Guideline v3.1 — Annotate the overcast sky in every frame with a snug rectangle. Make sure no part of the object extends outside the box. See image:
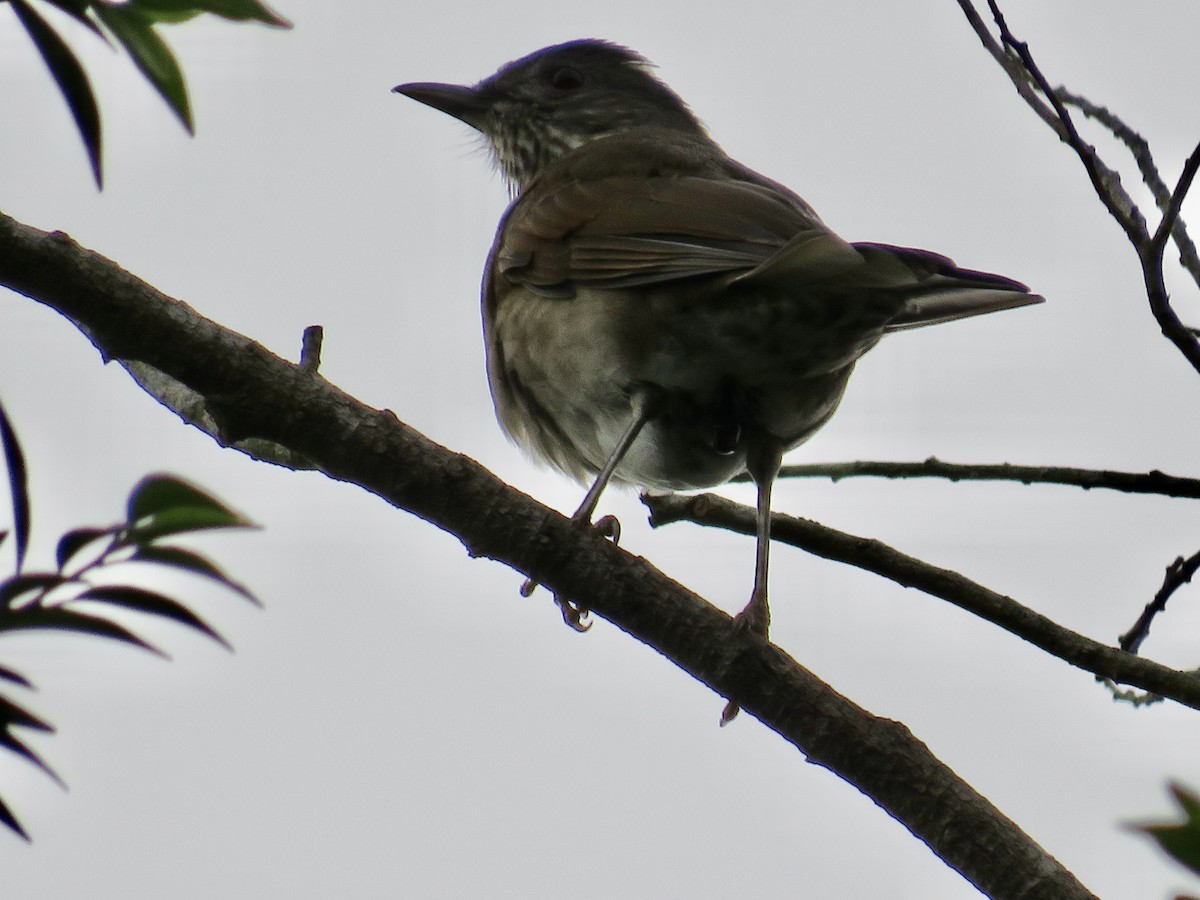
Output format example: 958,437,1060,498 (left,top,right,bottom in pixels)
2,2,1199,898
